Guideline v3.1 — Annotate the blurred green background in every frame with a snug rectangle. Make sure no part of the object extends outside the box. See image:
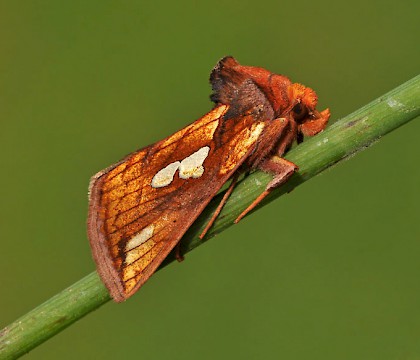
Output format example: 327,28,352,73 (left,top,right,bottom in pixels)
1,1,419,359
